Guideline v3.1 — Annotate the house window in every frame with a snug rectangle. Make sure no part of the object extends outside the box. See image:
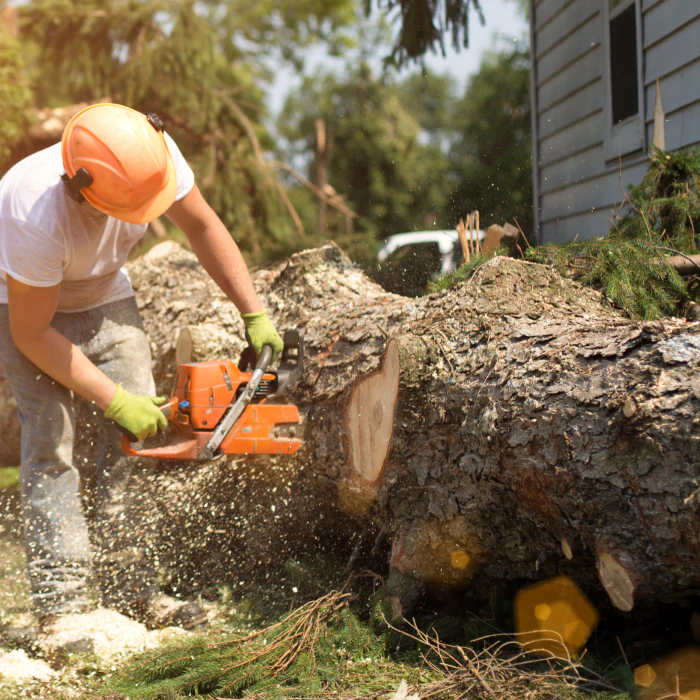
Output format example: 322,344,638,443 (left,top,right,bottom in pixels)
603,0,644,158
610,3,639,123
